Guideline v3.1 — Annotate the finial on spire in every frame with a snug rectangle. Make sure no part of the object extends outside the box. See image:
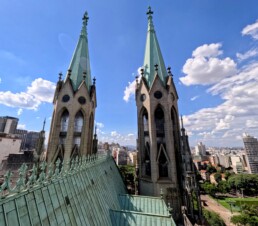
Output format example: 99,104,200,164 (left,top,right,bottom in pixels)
160,188,163,199
82,11,89,26
68,69,72,78
135,75,139,84
93,77,96,85
167,67,172,76
147,6,154,17
181,115,184,128
155,64,159,72
58,72,62,81
42,118,46,131
140,68,144,76
83,71,87,79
